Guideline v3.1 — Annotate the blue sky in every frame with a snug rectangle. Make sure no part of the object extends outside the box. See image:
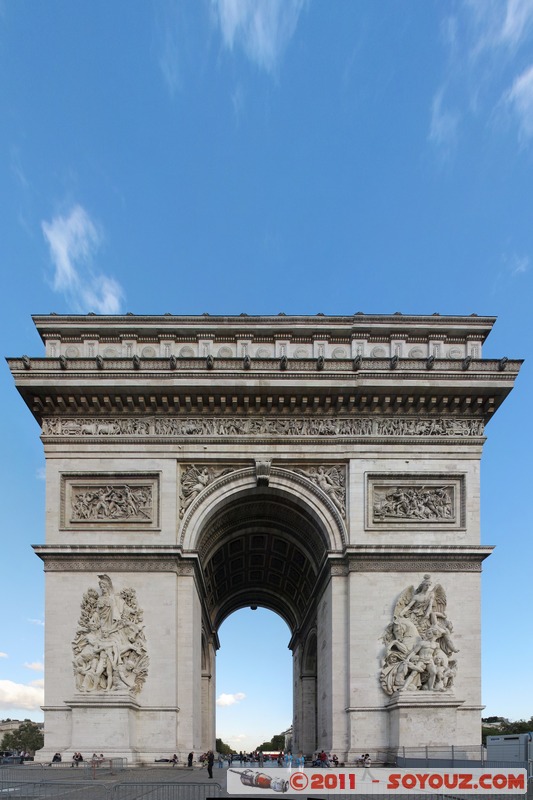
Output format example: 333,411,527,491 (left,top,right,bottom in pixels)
0,0,532,751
